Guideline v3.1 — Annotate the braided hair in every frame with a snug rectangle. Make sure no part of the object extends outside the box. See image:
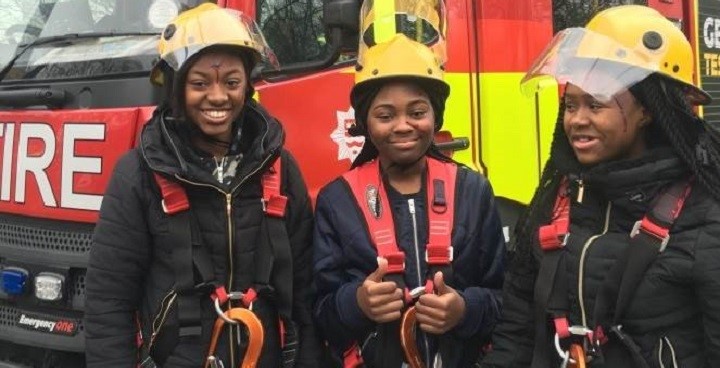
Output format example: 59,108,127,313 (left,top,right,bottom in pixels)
512,73,720,267
629,74,720,200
